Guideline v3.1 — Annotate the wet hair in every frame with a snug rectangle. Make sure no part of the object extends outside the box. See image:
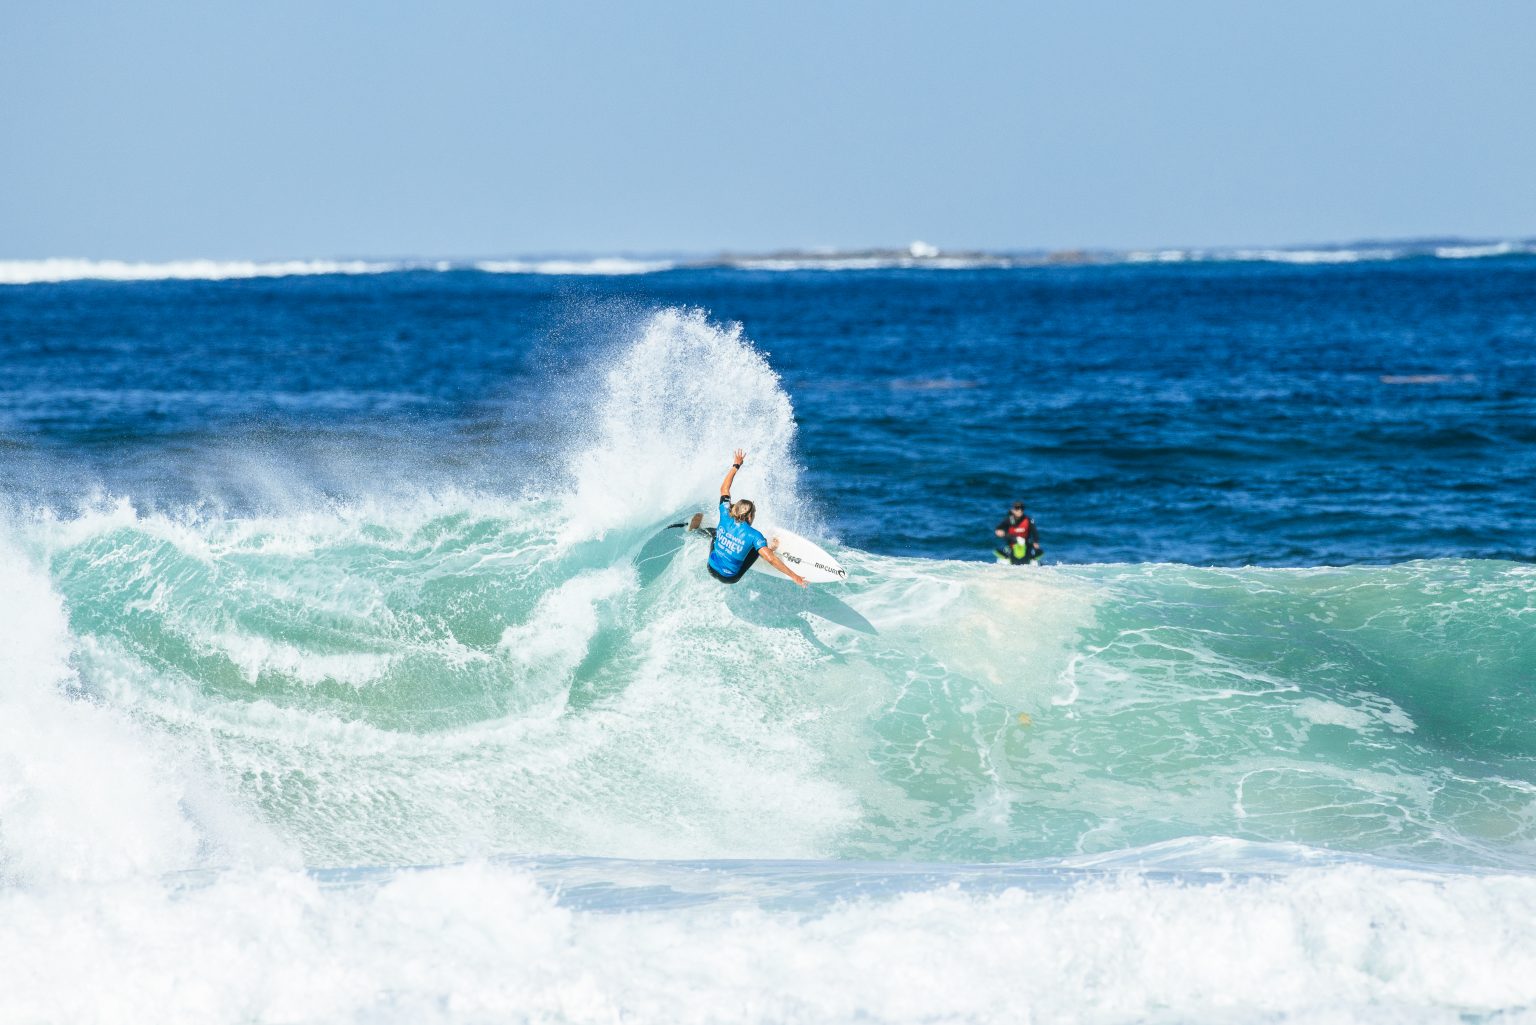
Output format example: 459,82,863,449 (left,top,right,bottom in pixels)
1012,501,1026,511
730,499,756,523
